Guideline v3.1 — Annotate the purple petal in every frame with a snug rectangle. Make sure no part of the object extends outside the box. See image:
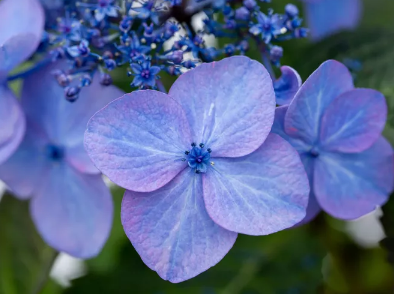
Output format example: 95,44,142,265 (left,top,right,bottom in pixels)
121,169,237,283
85,90,192,192
314,137,394,220
274,66,302,106
298,193,320,225
169,56,275,158
31,164,113,258
272,106,310,152
0,125,47,199
285,60,354,145
203,133,309,235
294,154,321,225
272,107,321,225
0,85,25,165
320,89,387,153
21,62,124,174
304,0,362,41
0,0,44,75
